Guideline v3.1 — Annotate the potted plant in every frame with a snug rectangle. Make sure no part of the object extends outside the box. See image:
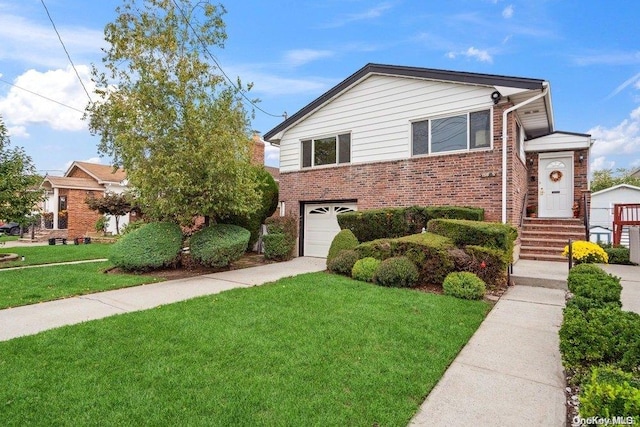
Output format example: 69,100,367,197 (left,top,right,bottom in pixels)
572,202,580,218
526,205,537,218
